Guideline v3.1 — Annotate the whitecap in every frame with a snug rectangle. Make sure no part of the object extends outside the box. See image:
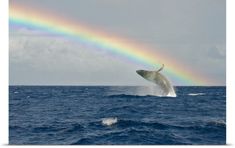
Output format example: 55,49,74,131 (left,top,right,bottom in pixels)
208,120,226,126
188,93,205,96
102,117,118,126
